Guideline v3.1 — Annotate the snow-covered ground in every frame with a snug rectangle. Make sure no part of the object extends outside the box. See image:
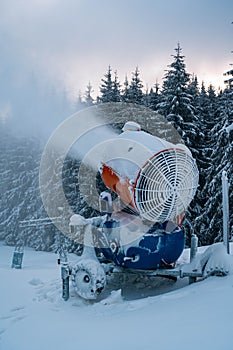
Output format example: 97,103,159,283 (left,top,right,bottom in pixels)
1,241,233,350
